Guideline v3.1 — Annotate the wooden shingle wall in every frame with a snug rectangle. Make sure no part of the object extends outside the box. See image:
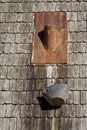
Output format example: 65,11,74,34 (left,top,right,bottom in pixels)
0,0,87,130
